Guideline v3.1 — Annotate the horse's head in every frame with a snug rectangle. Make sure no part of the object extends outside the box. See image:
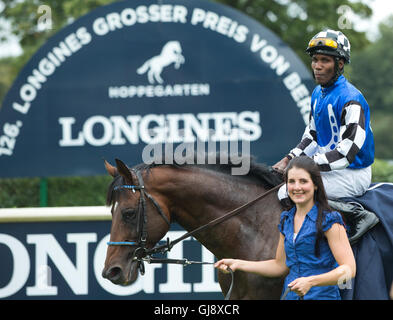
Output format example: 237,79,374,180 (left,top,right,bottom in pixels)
101,159,171,285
